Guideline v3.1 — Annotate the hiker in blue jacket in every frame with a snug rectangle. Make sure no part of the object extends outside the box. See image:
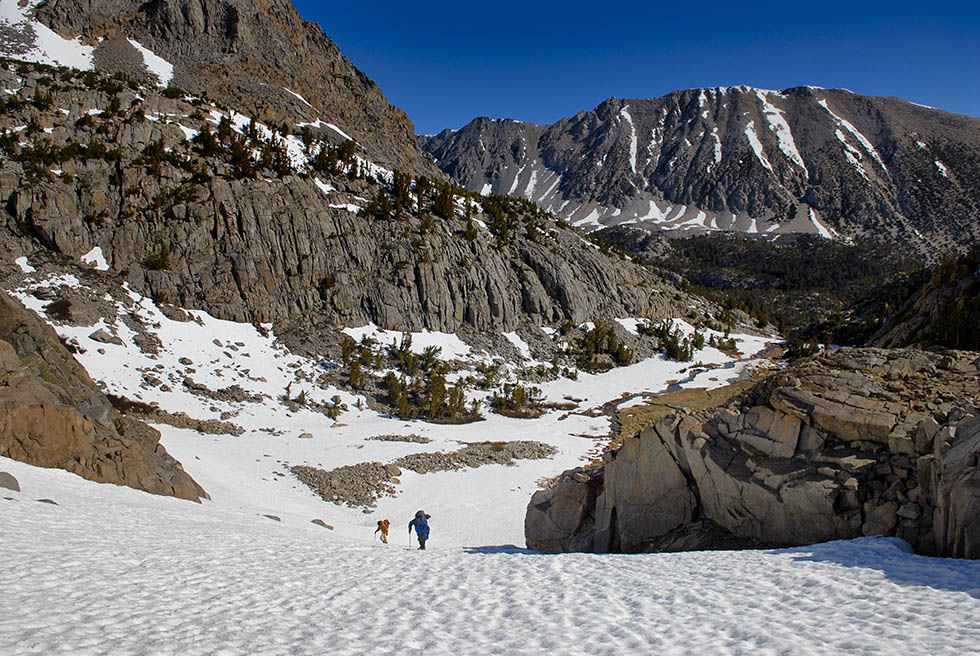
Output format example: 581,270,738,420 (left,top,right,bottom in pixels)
409,510,430,550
